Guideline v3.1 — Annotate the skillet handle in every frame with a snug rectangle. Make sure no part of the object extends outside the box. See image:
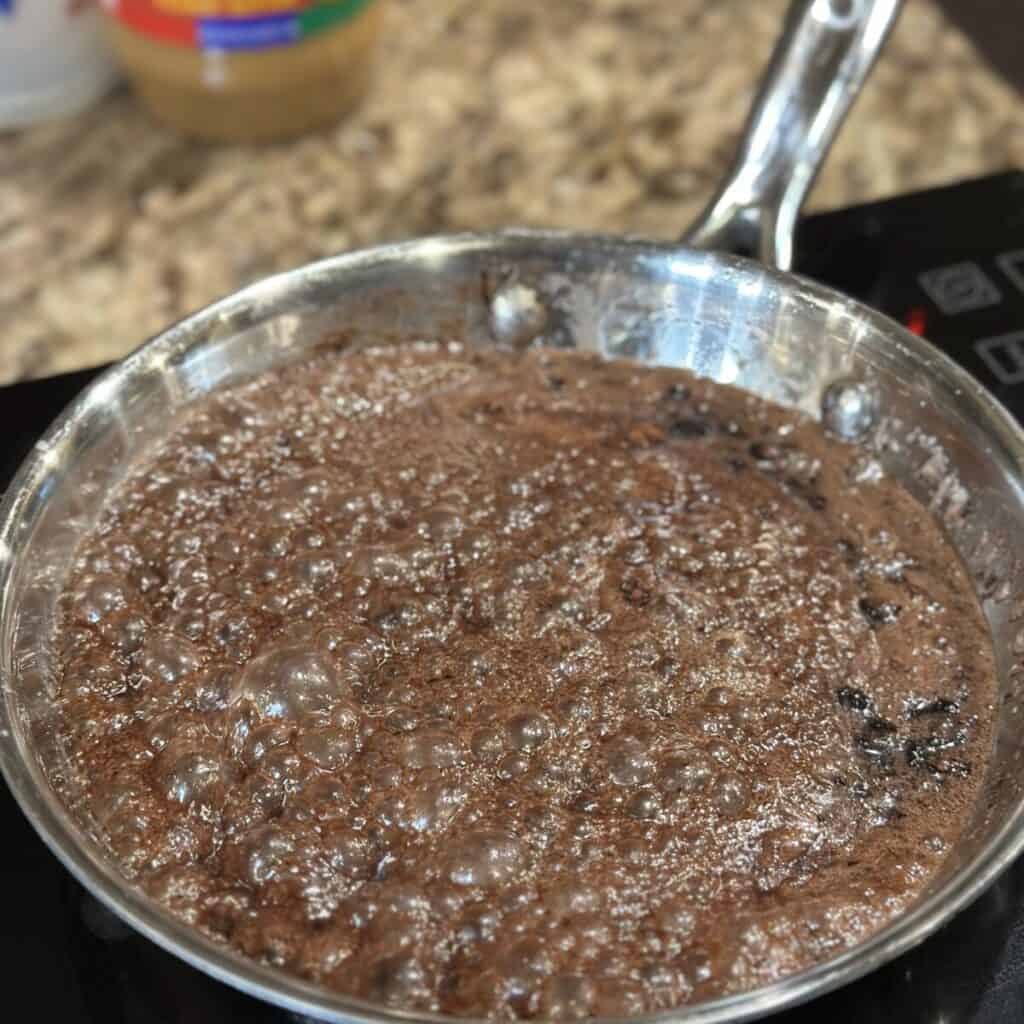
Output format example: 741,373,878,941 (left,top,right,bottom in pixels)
683,0,903,271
